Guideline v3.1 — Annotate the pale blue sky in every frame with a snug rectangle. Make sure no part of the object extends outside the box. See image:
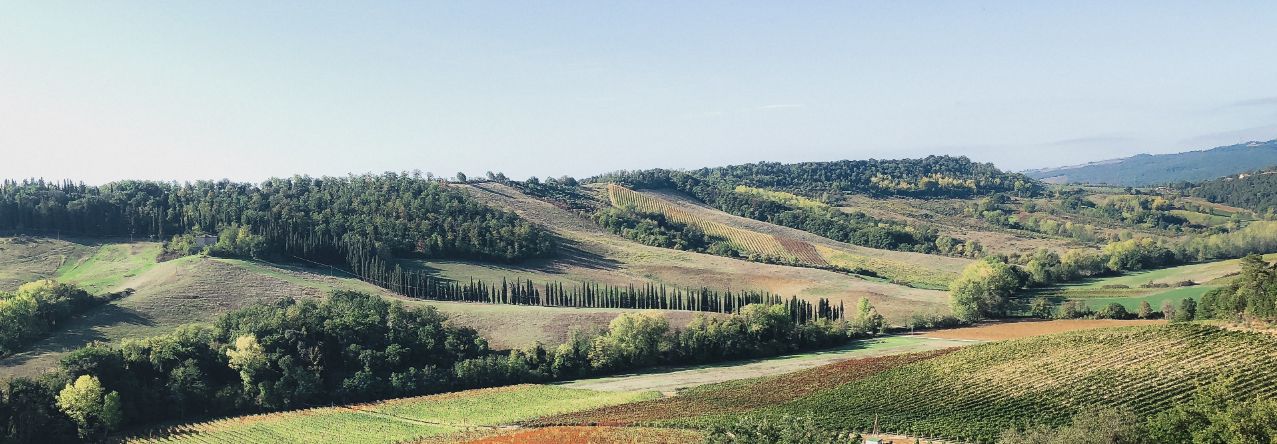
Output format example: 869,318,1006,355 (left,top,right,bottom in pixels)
2,1,1276,184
